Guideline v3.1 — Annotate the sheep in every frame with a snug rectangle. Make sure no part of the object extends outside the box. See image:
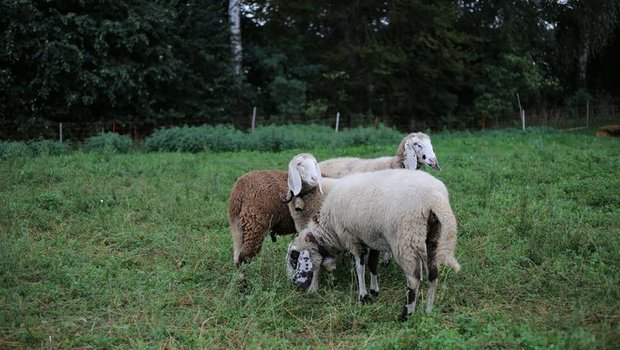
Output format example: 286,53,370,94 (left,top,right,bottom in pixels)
287,168,460,321
228,155,332,267
318,132,441,178
228,170,296,266
285,132,441,232
283,153,339,290
229,132,441,267
285,153,383,293
283,132,442,289
317,132,441,265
